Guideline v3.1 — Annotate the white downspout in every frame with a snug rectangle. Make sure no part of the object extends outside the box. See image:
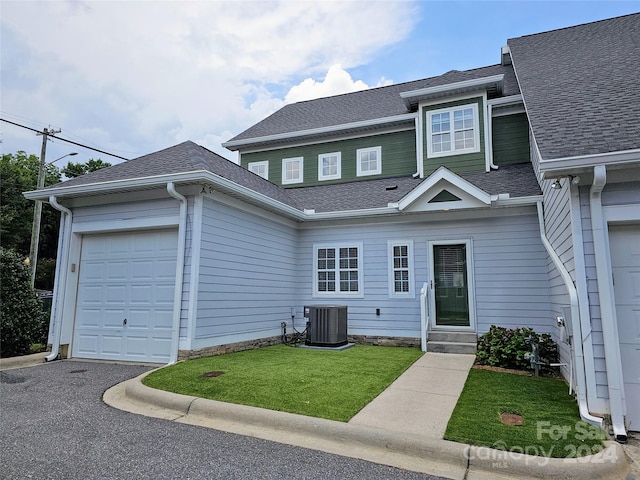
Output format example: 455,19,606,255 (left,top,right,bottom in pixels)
167,182,187,365
46,196,72,362
536,201,602,428
486,102,498,170
589,165,627,442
